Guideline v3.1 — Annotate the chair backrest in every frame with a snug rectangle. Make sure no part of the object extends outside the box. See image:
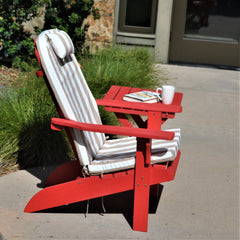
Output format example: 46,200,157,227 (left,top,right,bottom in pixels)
36,29,105,168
